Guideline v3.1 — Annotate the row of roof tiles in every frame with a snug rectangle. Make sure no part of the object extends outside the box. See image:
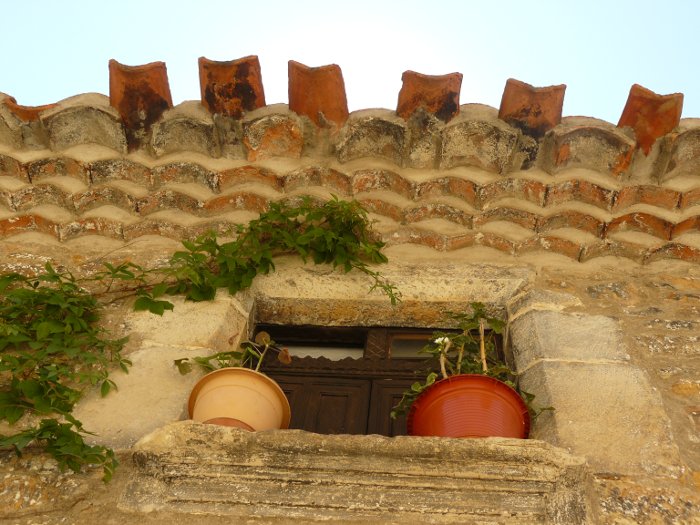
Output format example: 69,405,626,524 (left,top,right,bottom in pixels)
2,99,700,183
0,57,686,156
2,161,699,213
2,204,698,265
